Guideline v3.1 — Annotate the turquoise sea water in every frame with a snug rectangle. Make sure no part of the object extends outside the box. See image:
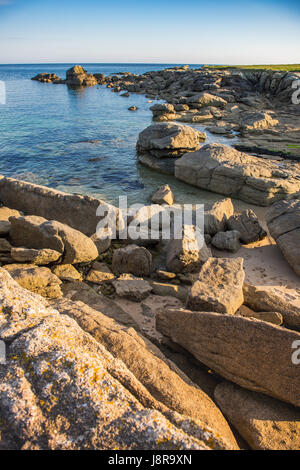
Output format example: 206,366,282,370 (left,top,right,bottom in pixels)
0,63,234,206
